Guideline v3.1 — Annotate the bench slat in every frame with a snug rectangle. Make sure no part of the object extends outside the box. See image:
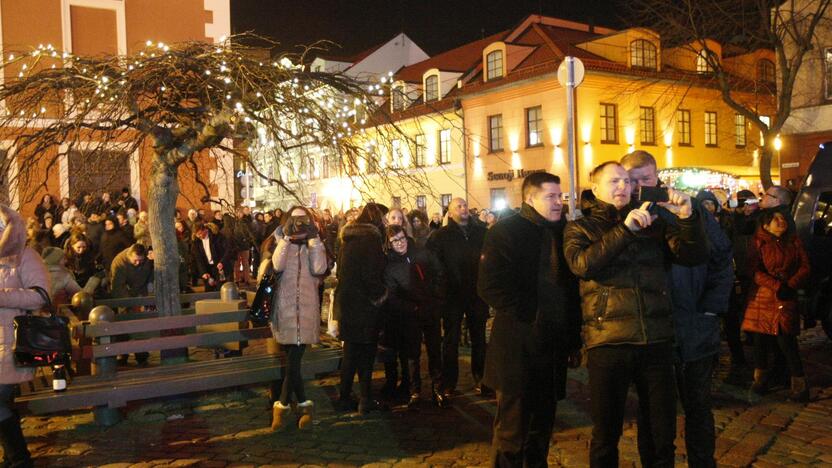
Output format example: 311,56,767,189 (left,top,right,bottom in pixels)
94,291,220,308
91,327,272,357
113,308,196,322
84,309,248,337
18,349,342,414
